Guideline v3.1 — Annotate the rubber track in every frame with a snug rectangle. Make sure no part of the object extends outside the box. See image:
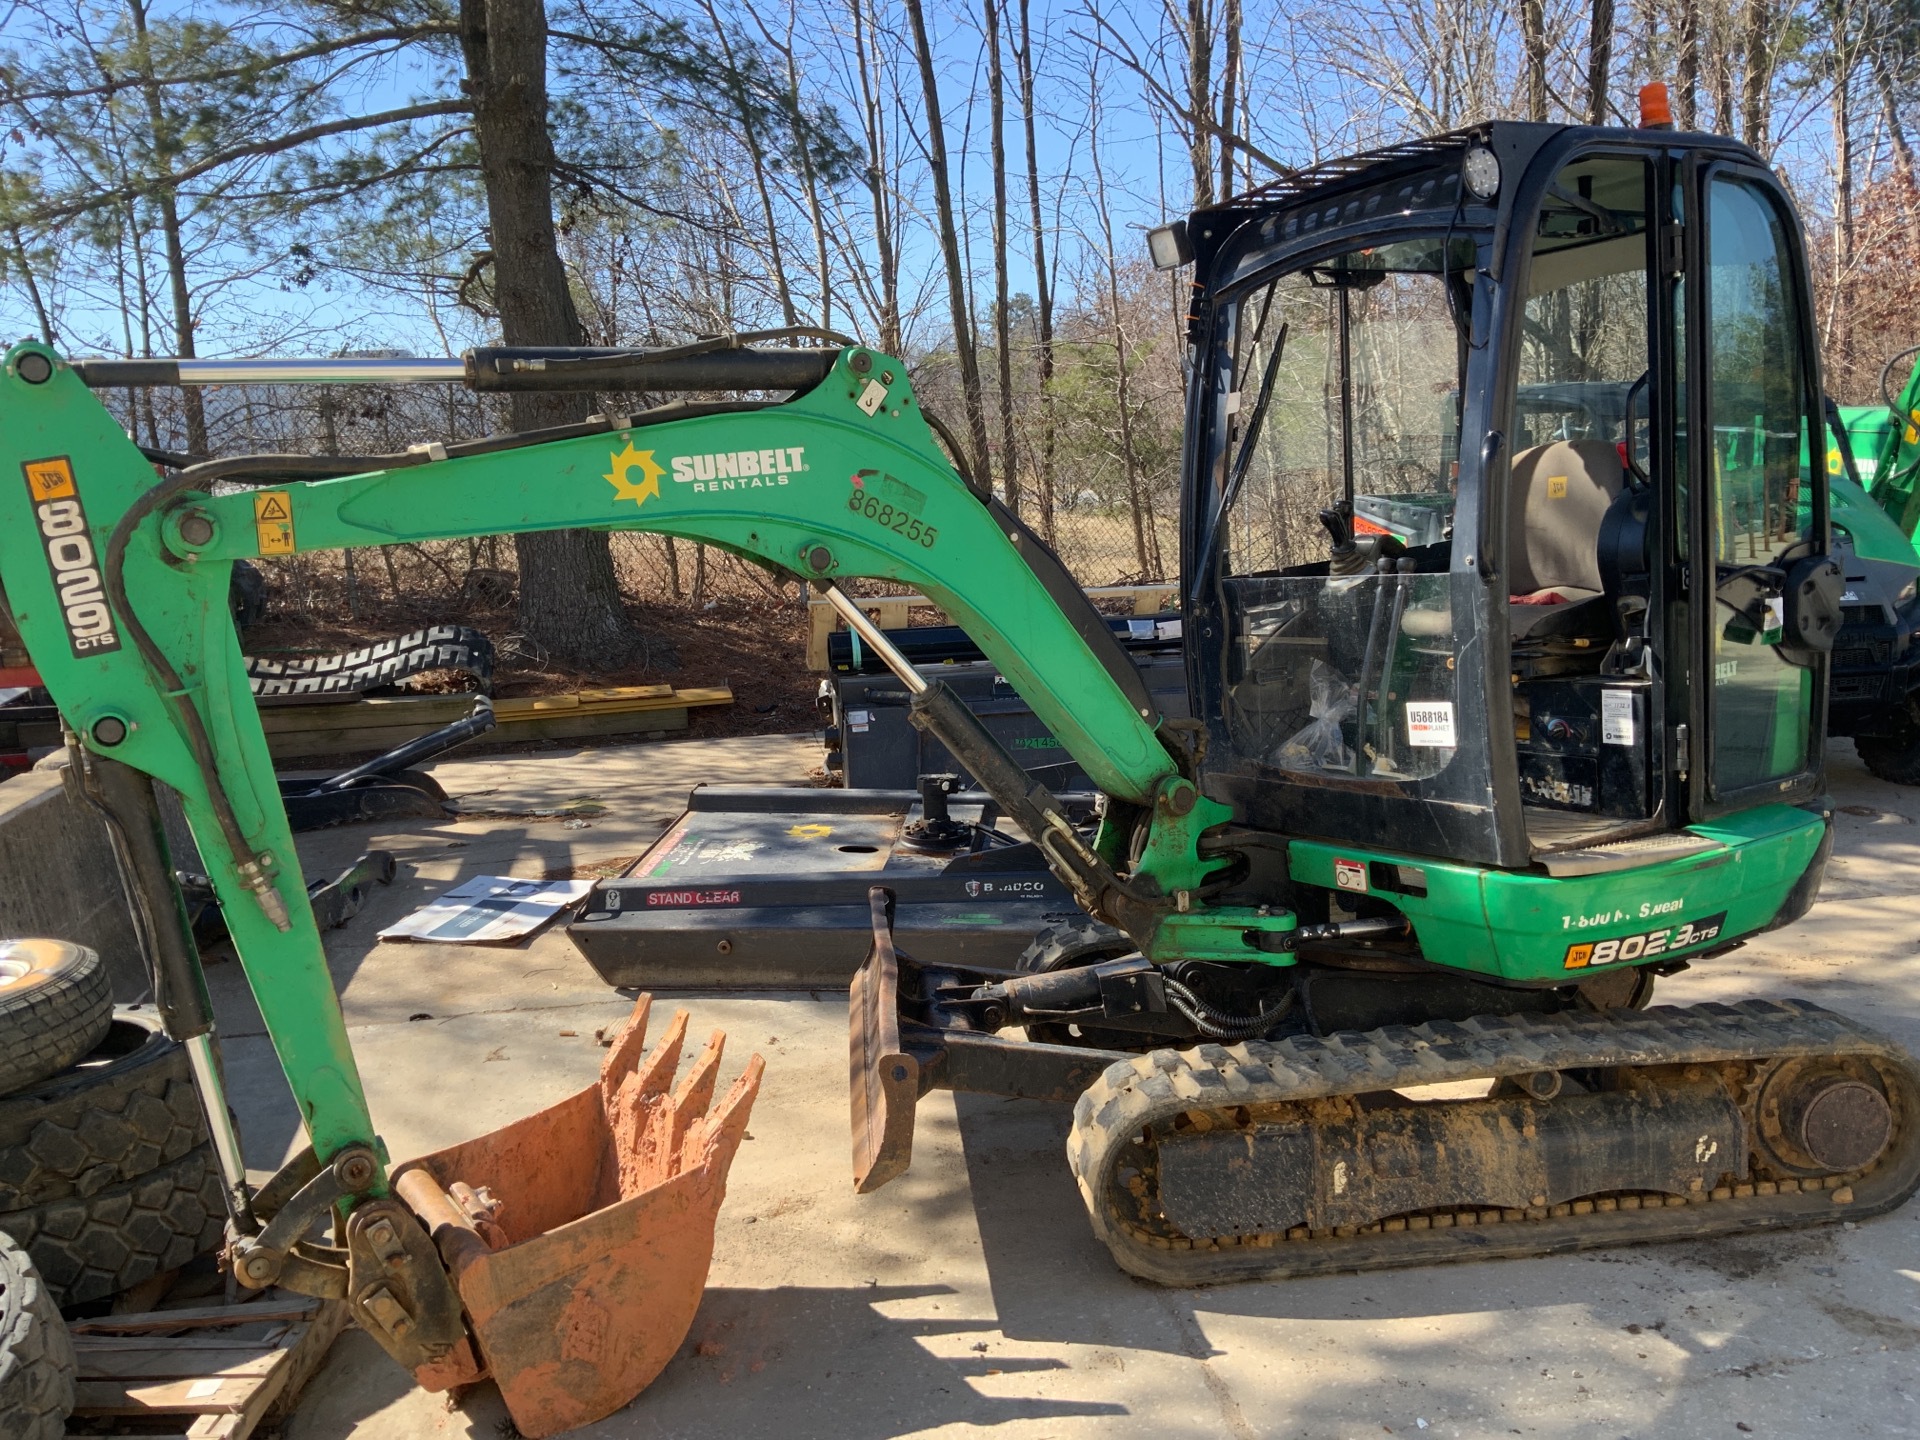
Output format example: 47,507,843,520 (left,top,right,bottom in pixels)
244,624,493,698
0,1230,74,1440
1068,999,1920,1285
0,1144,227,1307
